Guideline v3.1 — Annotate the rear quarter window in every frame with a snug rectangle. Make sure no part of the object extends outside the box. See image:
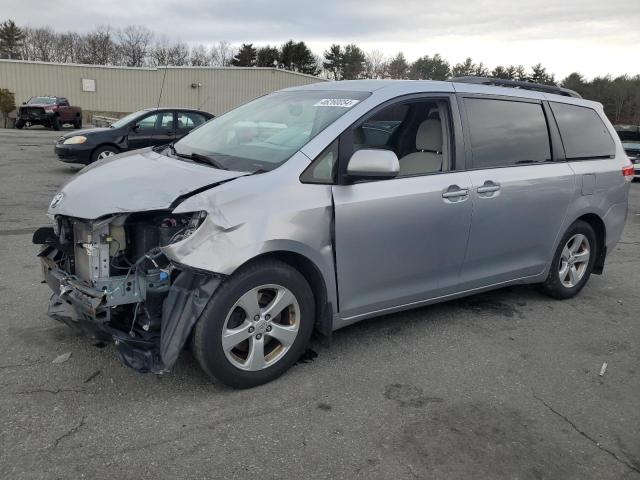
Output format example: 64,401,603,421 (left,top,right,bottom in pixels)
550,102,615,159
